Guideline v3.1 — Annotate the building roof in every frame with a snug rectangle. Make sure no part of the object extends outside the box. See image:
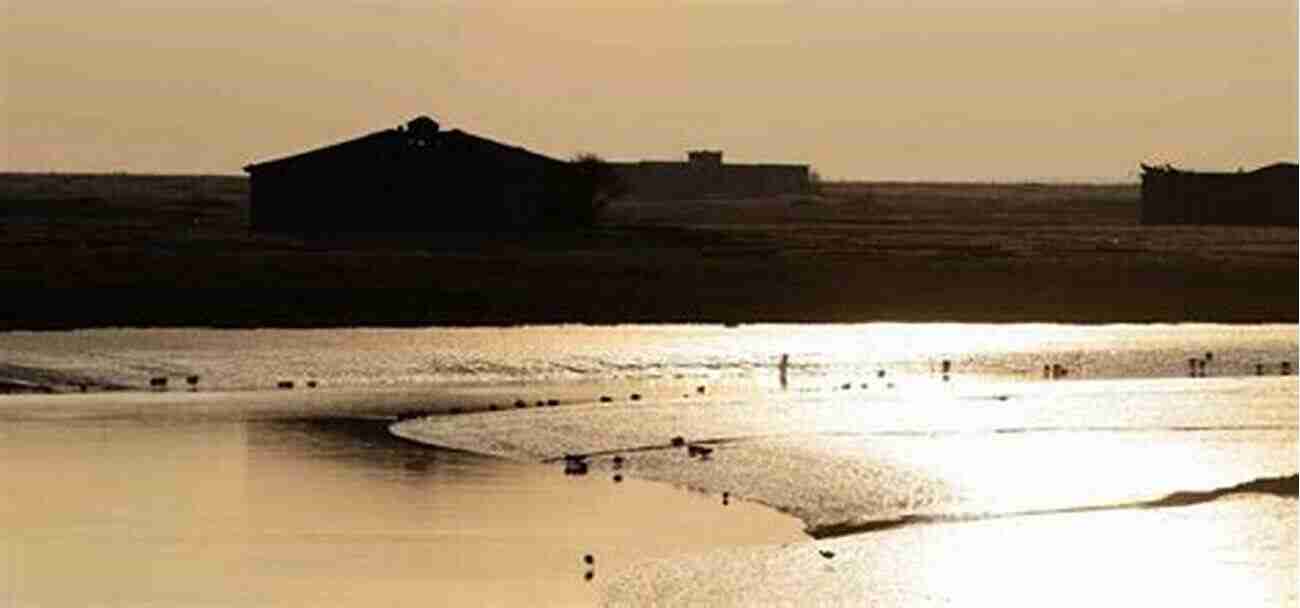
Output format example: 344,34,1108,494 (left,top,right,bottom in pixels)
243,116,564,173
1251,162,1298,175
609,160,809,170
1140,162,1298,177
